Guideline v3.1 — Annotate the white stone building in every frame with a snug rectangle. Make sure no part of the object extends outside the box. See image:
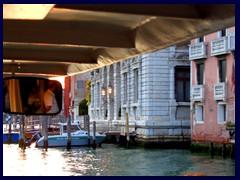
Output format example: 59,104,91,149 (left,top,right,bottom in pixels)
89,45,191,141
